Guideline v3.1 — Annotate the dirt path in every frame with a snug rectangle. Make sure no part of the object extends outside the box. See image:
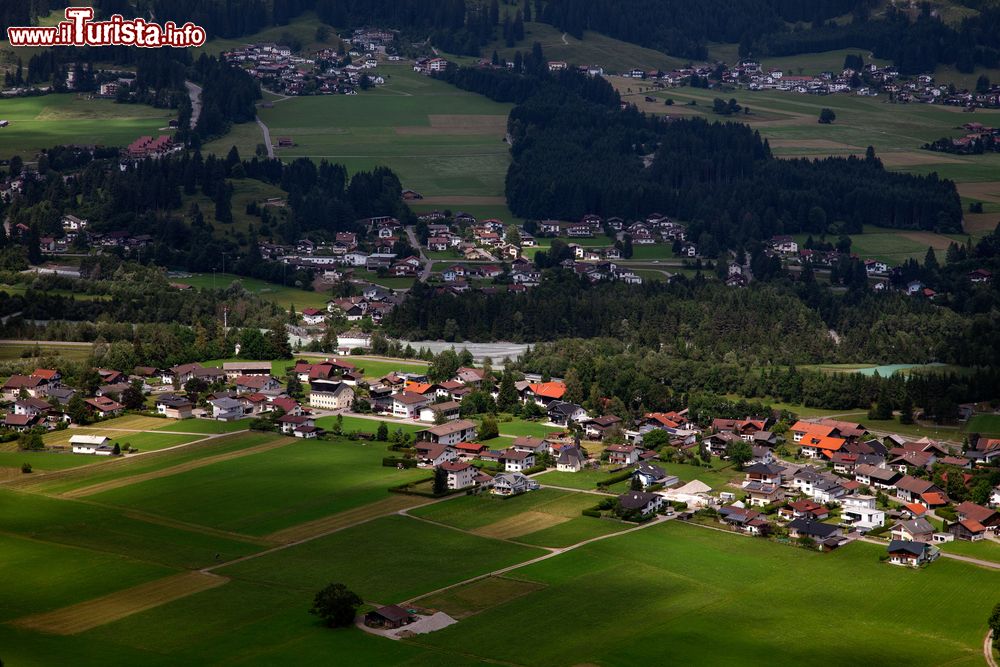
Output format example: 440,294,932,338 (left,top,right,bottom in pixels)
10,571,227,635
184,81,202,130
256,117,274,158
986,630,997,667
61,435,290,499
